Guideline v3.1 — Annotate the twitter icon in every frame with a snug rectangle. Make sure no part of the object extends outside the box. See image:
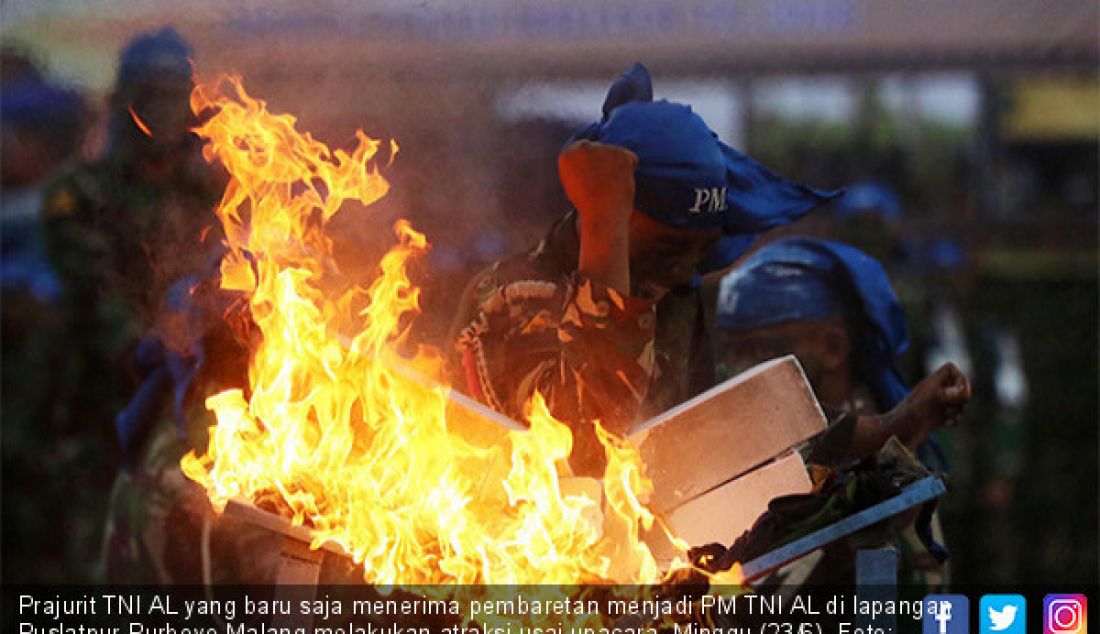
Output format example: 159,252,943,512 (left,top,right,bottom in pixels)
982,595,1026,634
